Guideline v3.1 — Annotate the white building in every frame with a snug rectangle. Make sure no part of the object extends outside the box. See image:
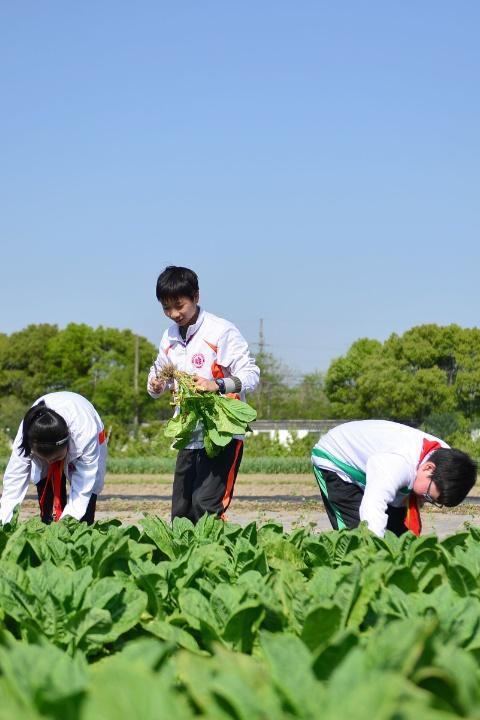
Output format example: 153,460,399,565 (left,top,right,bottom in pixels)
249,419,342,446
